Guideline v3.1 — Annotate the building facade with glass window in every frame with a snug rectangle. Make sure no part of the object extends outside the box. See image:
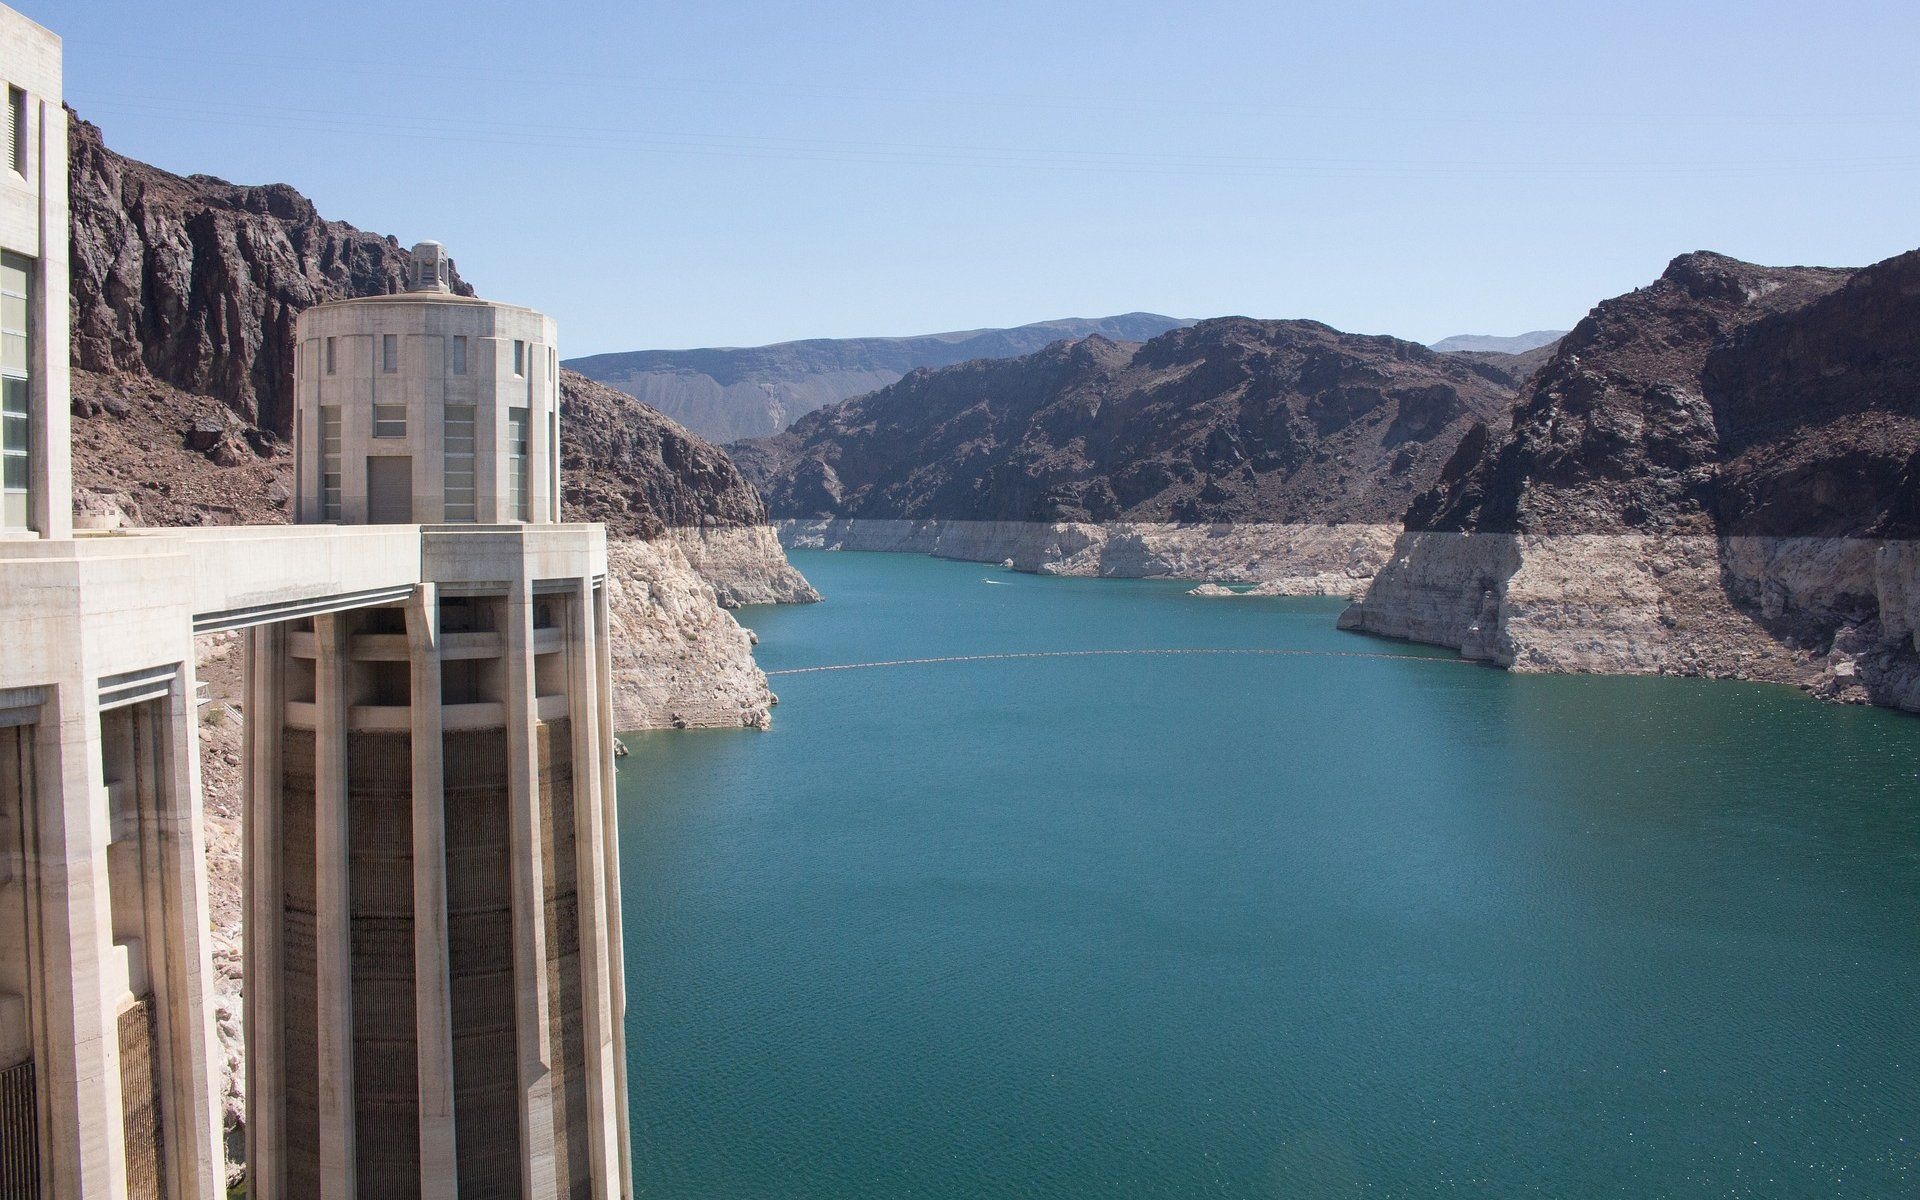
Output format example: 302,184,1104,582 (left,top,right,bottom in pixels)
0,4,67,538
292,245,562,526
